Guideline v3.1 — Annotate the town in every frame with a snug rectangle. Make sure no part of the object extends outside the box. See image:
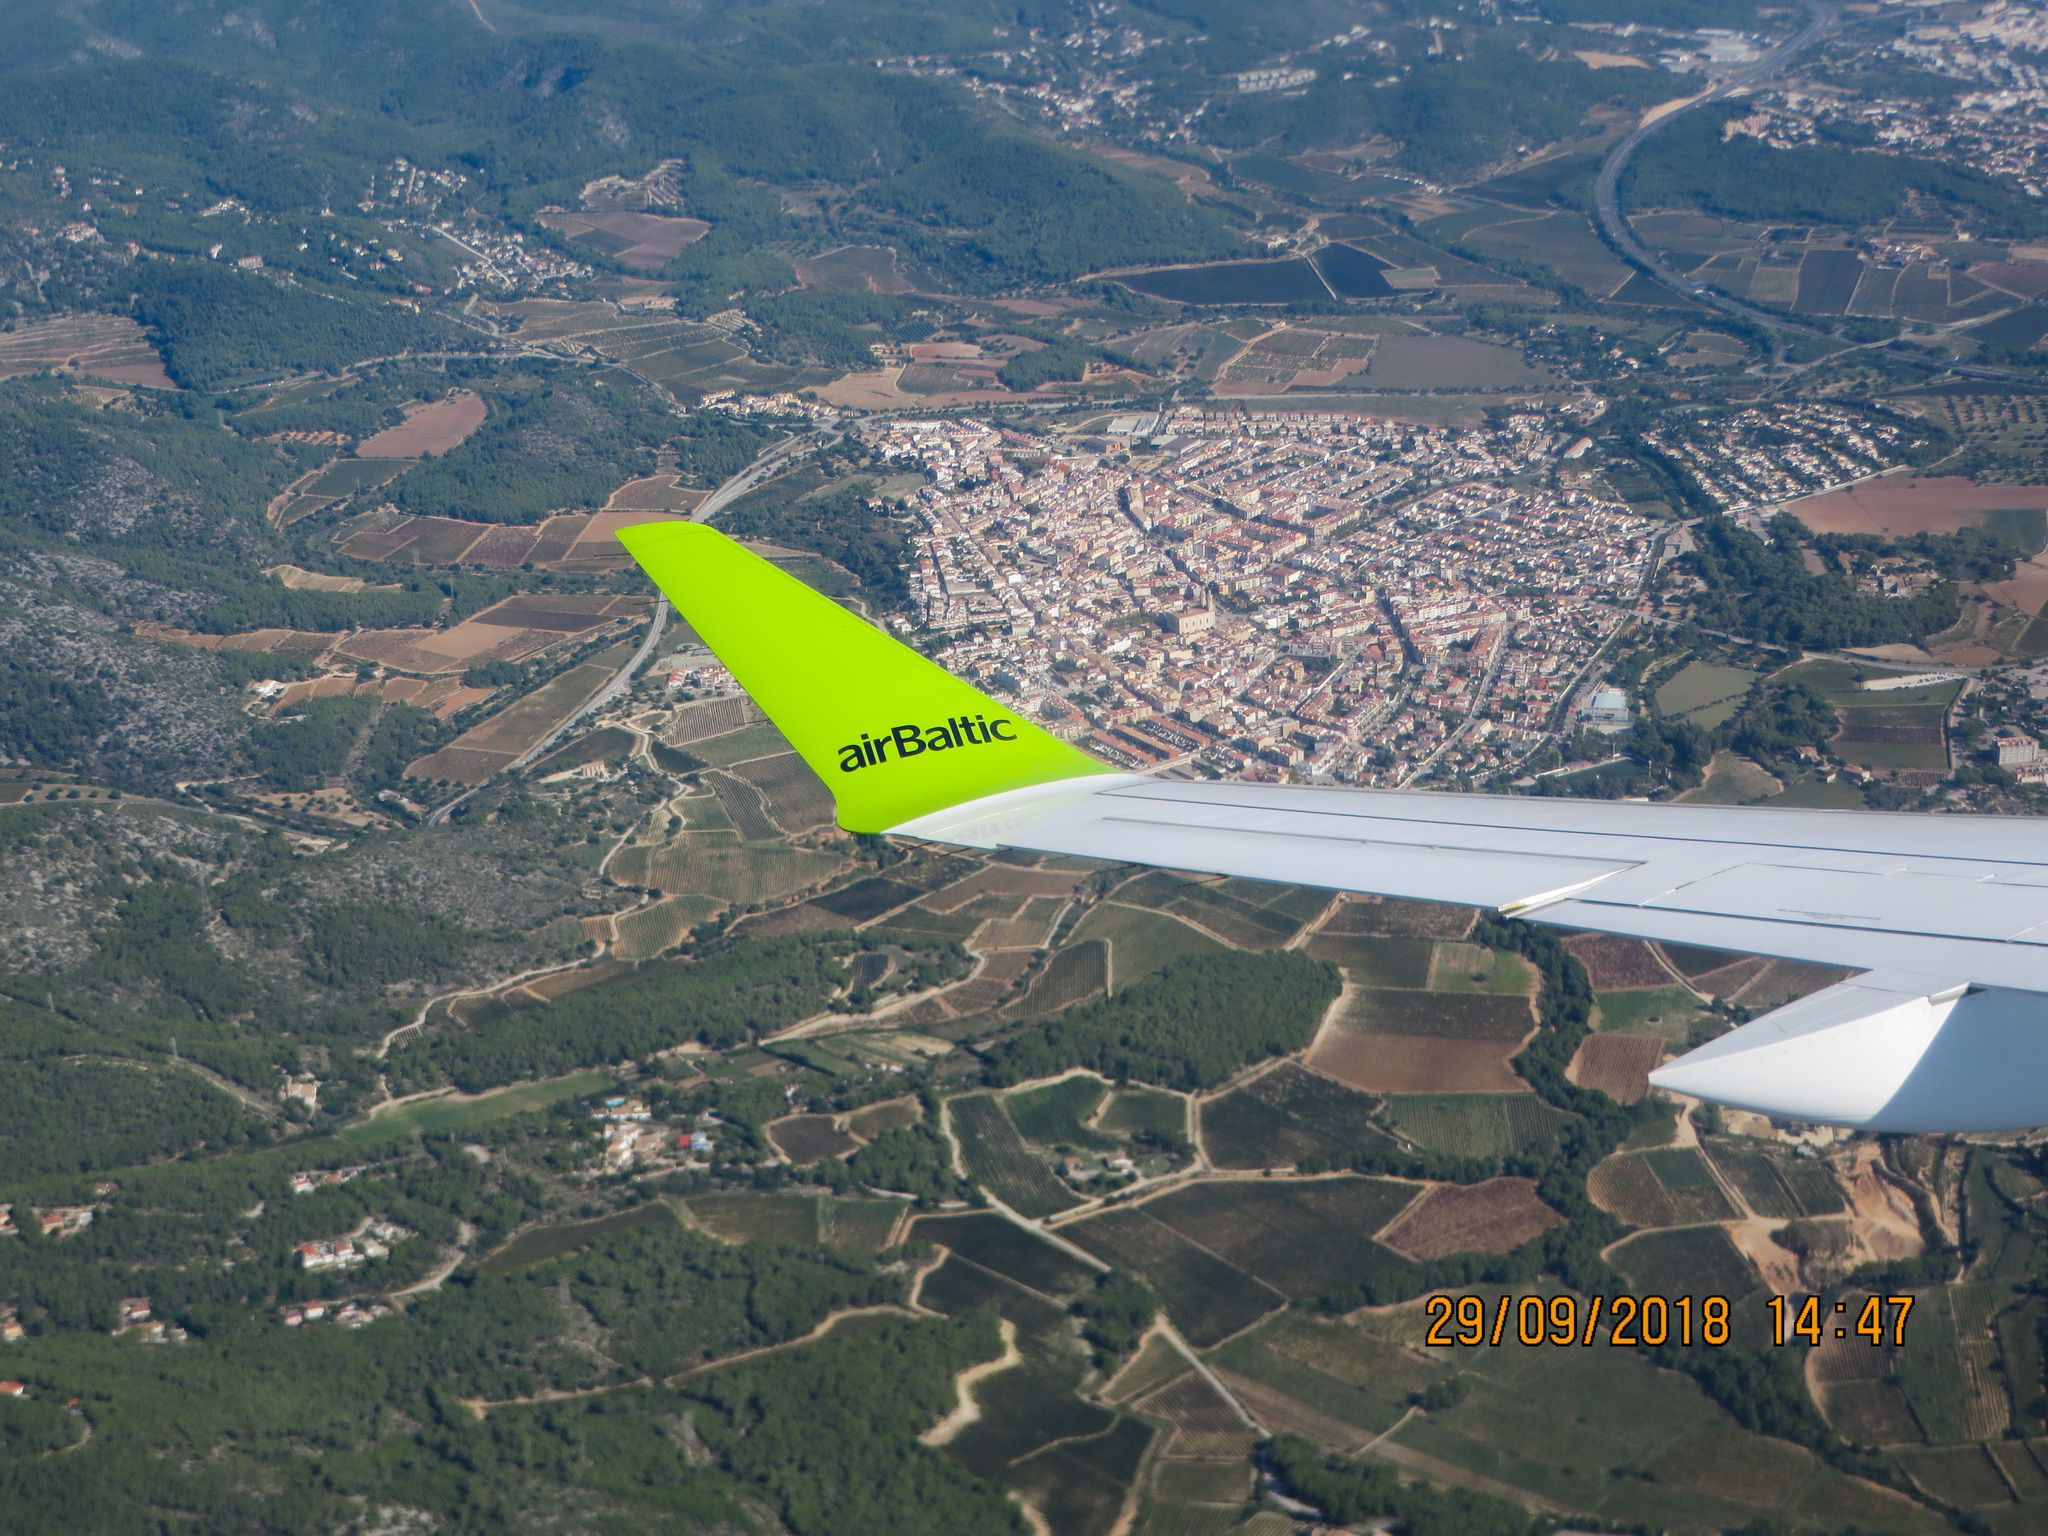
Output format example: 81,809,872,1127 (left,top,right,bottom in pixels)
876,410,1664,788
